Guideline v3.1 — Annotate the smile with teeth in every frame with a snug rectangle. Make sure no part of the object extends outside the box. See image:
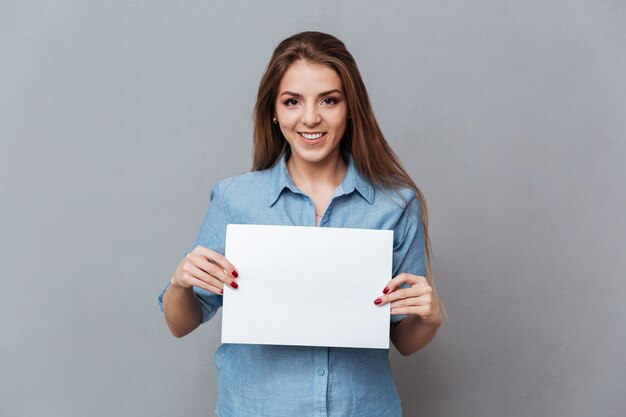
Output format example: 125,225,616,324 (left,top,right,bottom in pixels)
299,132,326,140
